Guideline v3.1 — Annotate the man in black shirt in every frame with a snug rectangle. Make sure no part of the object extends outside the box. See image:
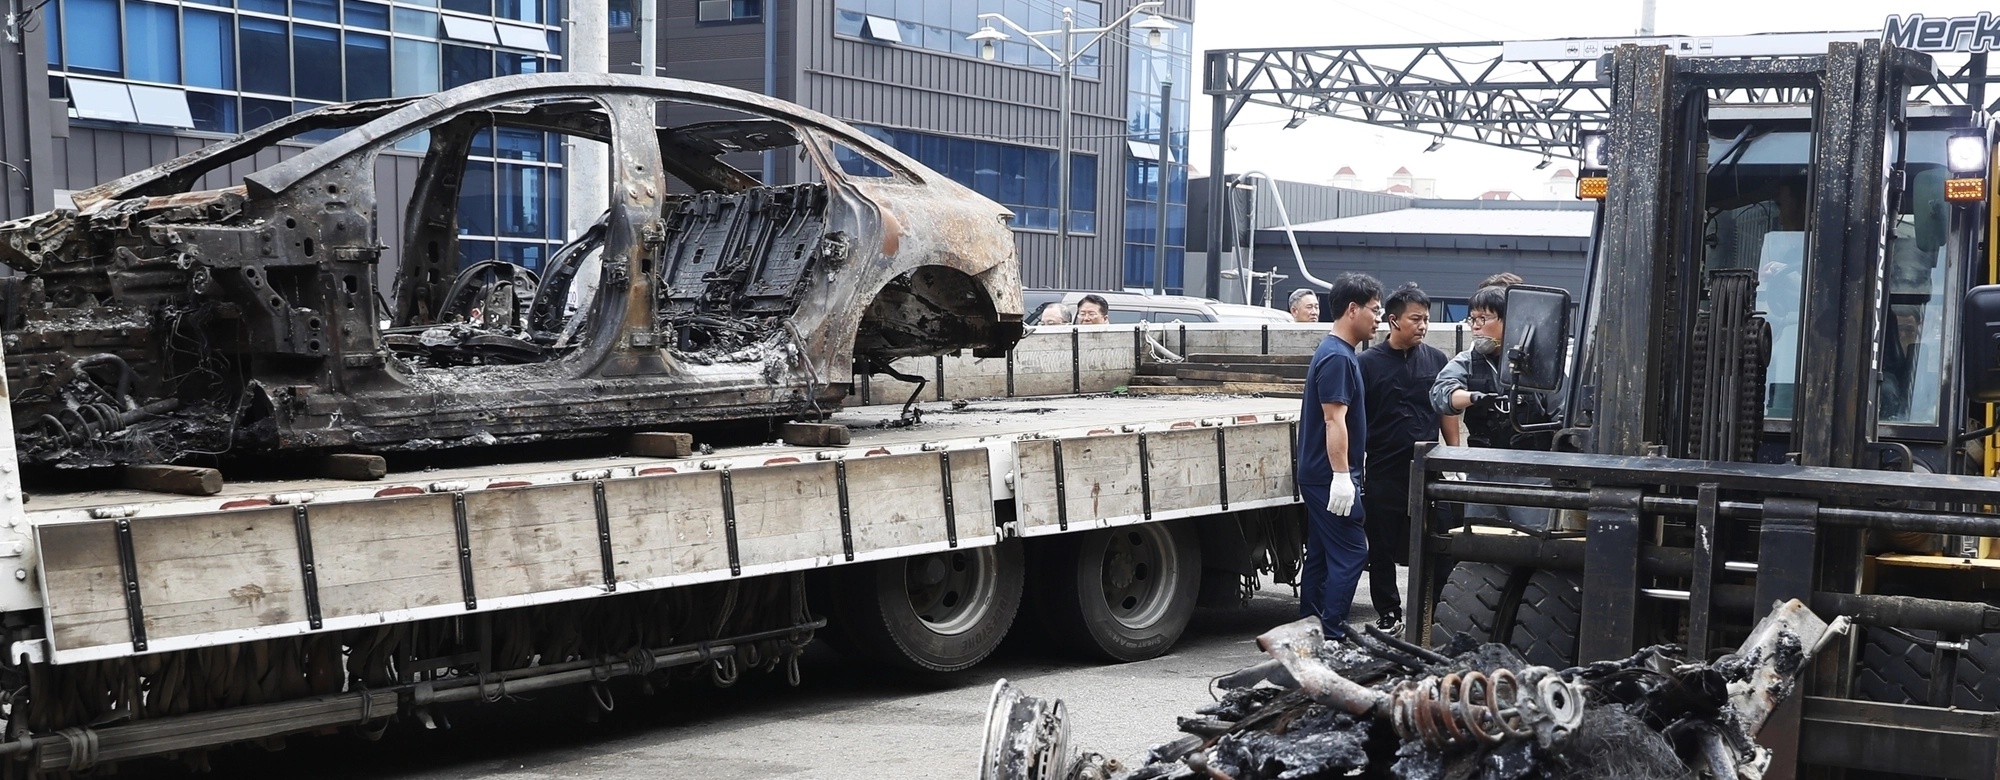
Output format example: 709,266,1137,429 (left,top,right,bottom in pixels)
1357,283,1458,631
